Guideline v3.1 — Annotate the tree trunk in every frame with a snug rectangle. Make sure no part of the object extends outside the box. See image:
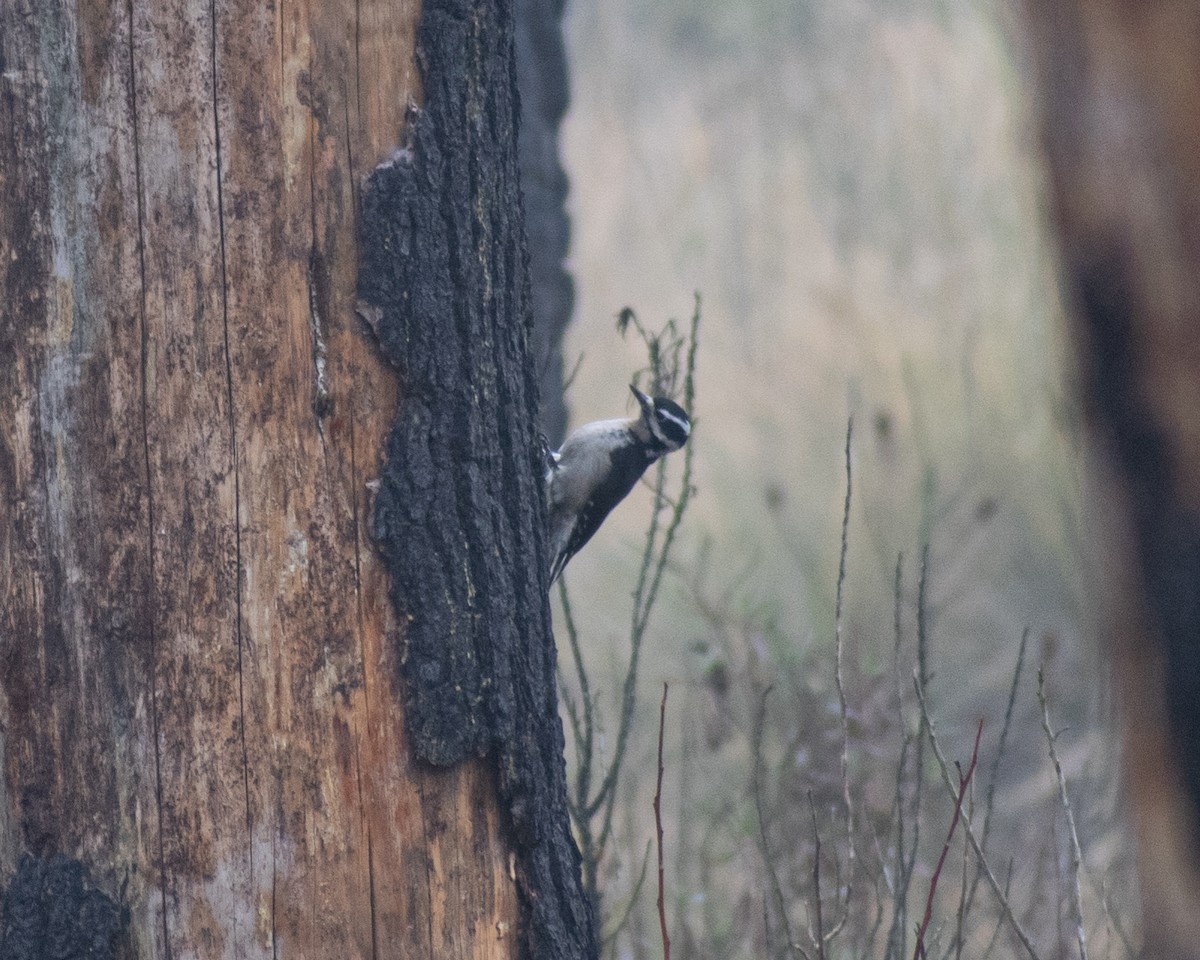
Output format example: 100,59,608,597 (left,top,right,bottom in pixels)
1024,3,1200,956
0,0,594,957
515,0,573,445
